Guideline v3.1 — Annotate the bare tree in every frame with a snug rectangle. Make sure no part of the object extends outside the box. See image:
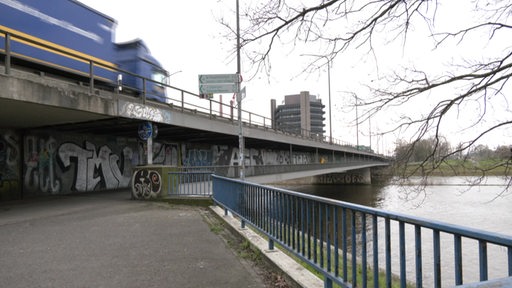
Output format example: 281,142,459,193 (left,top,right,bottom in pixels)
221,0,512,192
